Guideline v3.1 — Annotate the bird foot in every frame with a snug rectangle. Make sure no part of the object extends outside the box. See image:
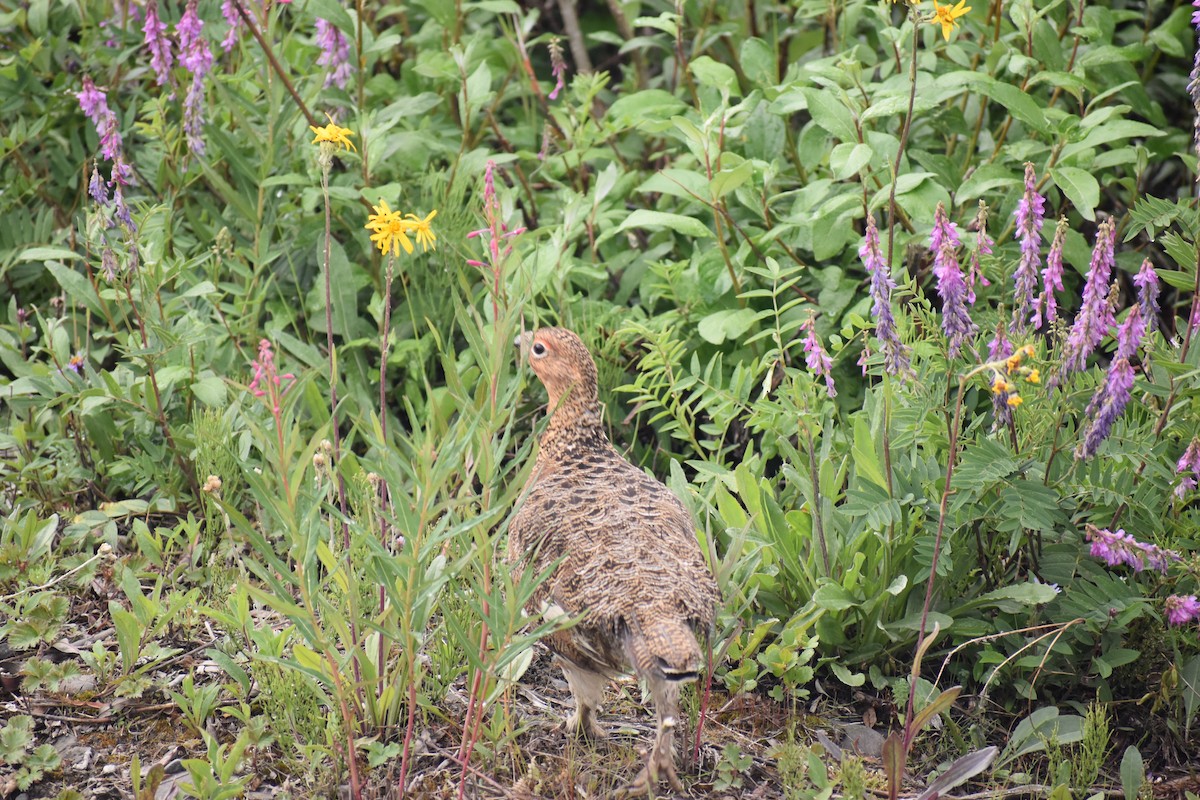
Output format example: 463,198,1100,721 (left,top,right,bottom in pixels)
561,709,608,741
616,747,683,797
